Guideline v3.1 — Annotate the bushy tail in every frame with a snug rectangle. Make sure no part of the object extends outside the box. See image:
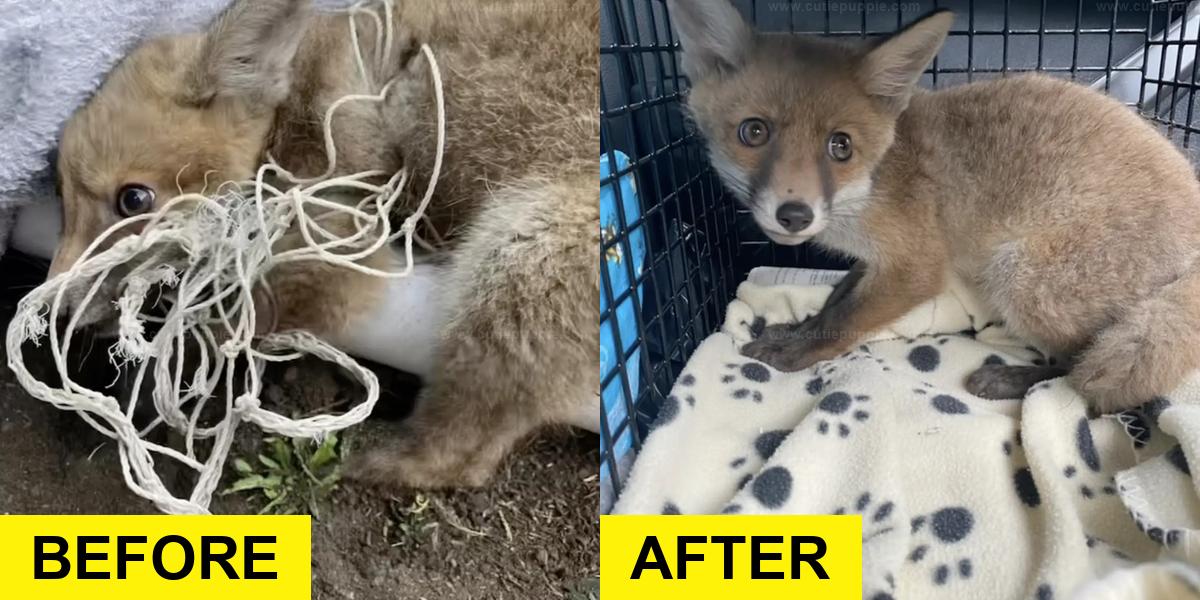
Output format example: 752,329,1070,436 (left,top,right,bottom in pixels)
1070,266,1200,413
